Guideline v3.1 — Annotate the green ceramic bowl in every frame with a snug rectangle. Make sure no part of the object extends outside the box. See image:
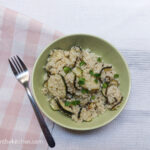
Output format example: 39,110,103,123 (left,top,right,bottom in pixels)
32,34,131,131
